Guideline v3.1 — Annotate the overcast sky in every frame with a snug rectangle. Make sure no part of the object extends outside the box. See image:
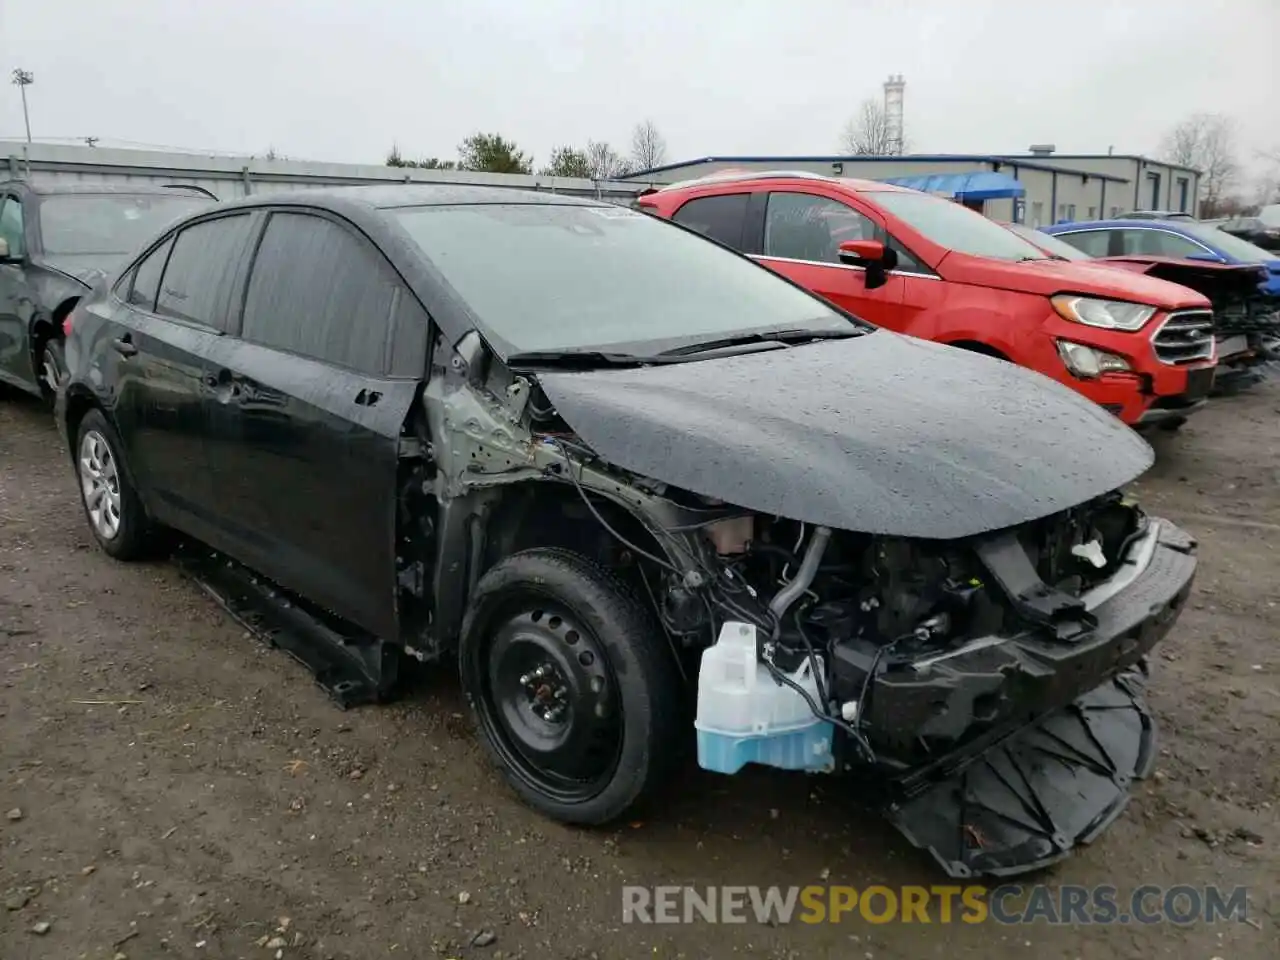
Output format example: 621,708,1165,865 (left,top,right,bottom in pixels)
1,0,1276,178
